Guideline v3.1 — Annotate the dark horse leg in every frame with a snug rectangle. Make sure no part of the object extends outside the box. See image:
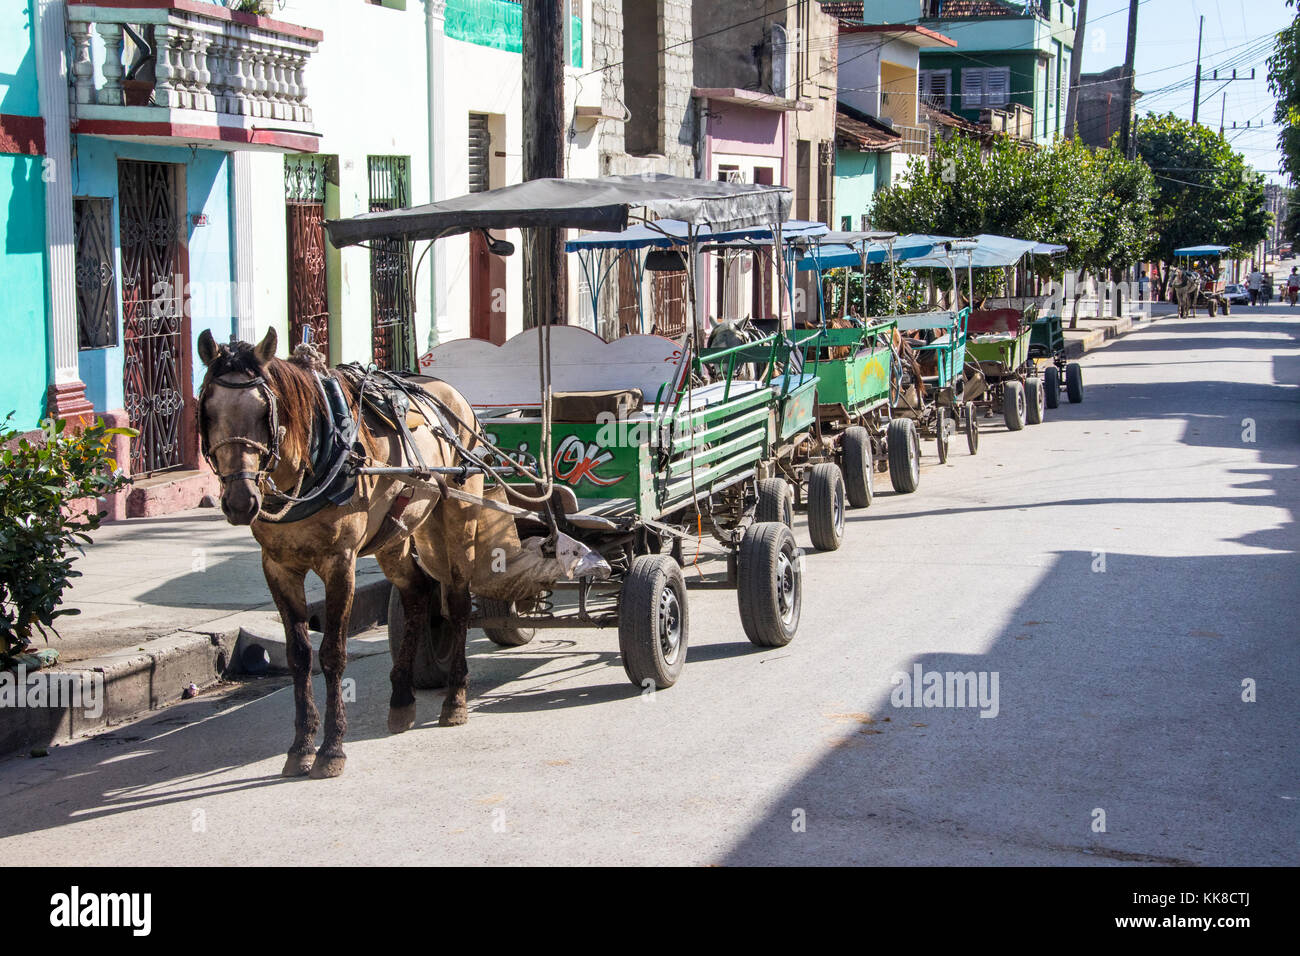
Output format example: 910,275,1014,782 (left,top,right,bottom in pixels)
263,557,318,777
378,545,432,734
309,553,356,779
440,575,472,727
